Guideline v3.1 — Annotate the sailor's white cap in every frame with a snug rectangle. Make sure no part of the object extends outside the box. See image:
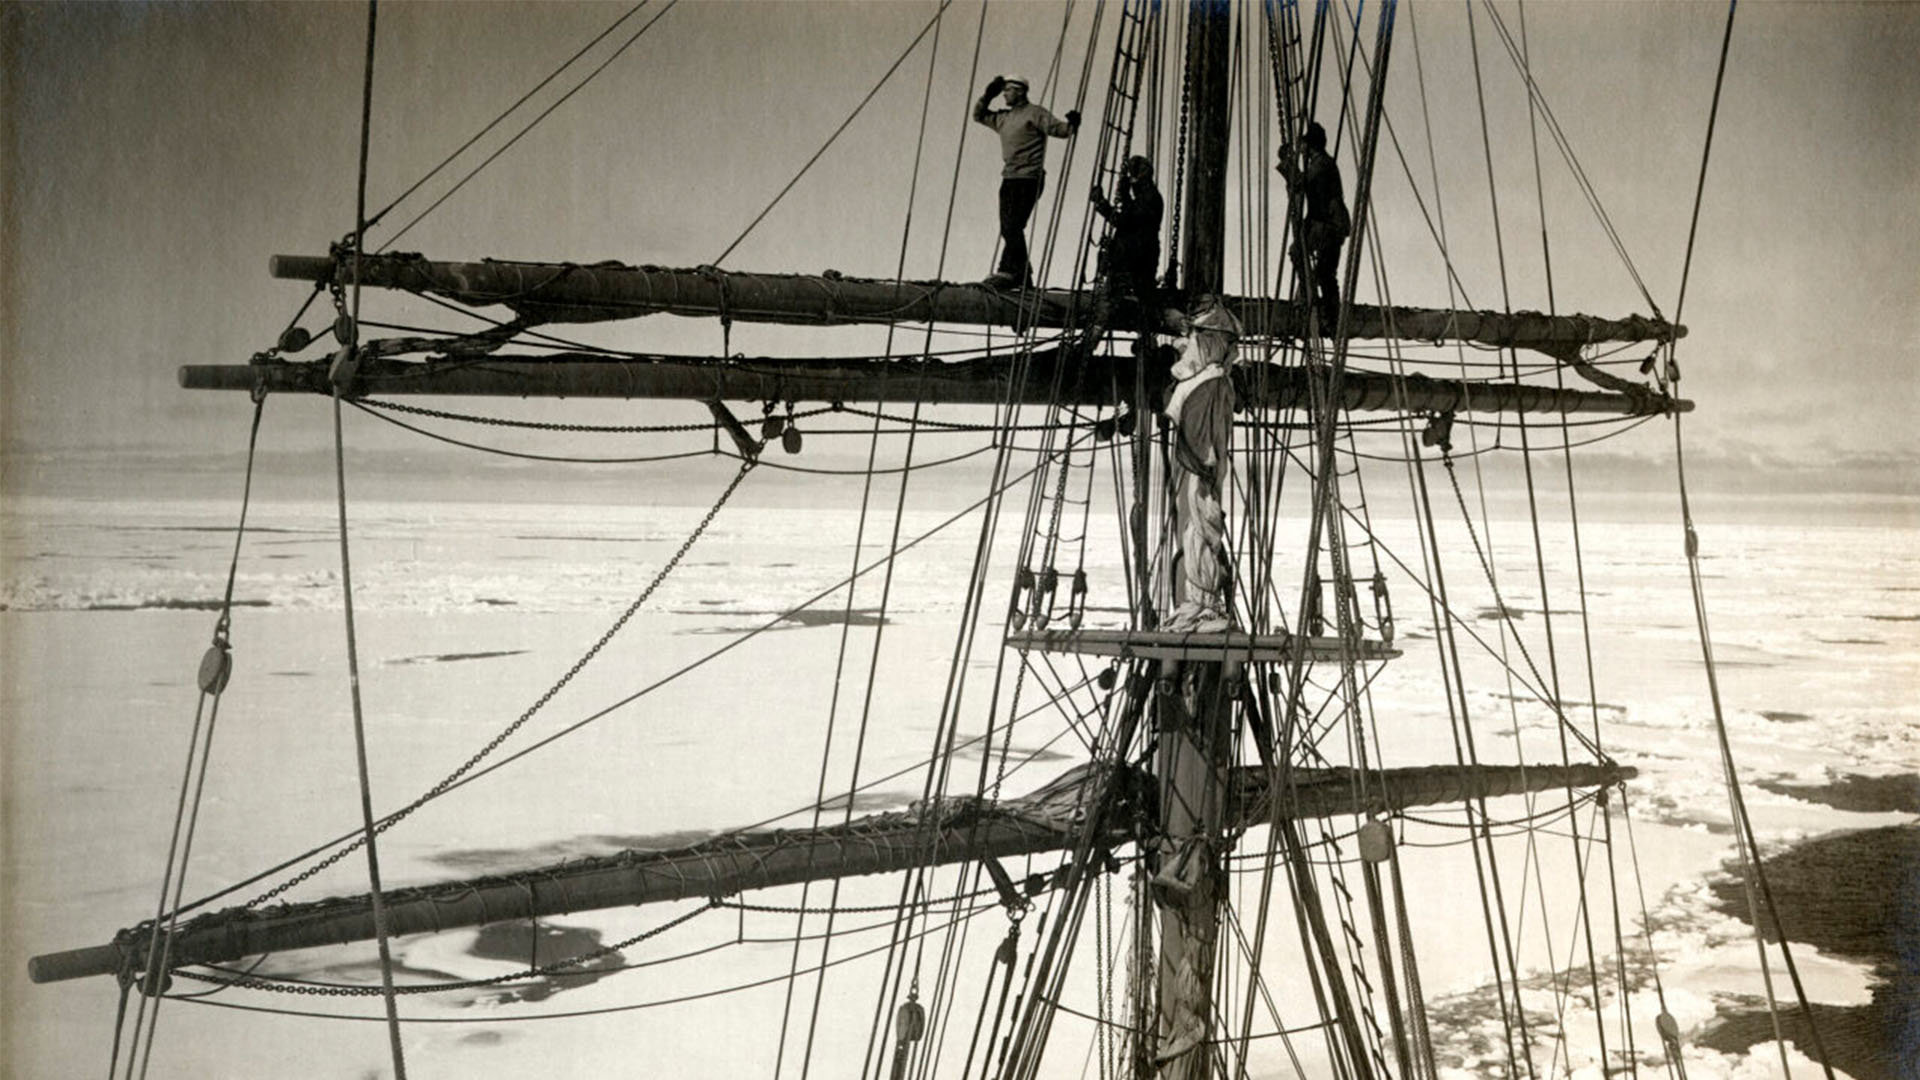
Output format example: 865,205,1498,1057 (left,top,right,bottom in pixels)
1003,74,1031,89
